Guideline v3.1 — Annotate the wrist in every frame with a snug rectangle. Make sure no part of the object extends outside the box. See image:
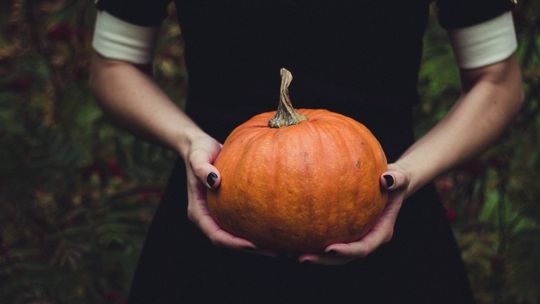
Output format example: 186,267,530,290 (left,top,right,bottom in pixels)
173,127,209,160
